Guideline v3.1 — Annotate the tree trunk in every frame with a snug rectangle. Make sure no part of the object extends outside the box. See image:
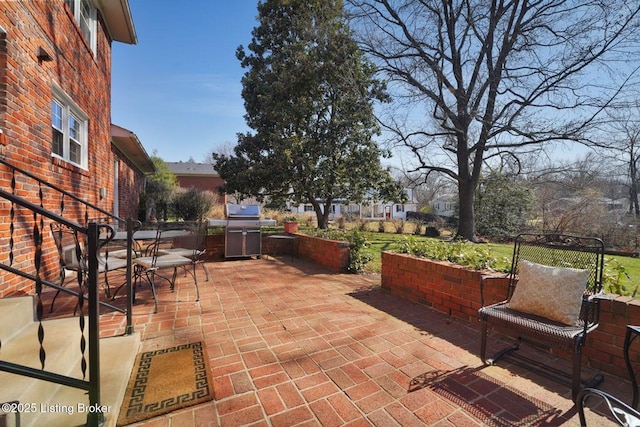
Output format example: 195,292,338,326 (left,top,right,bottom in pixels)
630,153,640,217
456,180,476,241
313,206,330,229
309,197,331,229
